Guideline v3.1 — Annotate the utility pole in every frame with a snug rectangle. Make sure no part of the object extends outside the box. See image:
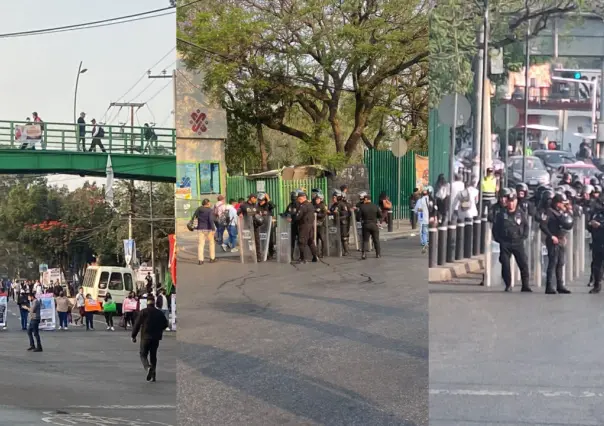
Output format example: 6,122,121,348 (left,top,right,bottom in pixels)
108,102,145,263
149,181,156,284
